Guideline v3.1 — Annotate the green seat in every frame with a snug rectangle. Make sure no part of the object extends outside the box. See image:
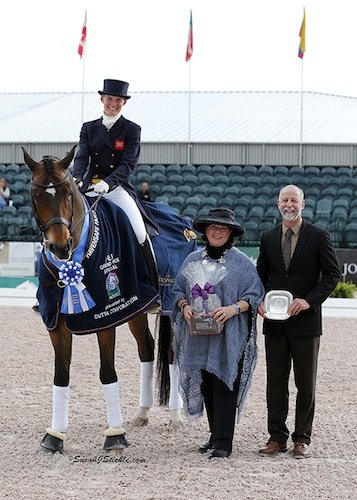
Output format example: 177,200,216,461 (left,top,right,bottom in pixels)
166,164,181,177
196,165,211,176
151,164,166,176
5,163,20,174
182,206,198,219
193,185,209,197
227,165,243,177
161,185,177,197
185,196,201,209
168,174,183,188
211,165,227,176
170,195,185,211
177,185,192,197
136,164,152,176
182,174,198,188
243,165,258,176
305,166,320,178
181,165,196,176
10,194,24,208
